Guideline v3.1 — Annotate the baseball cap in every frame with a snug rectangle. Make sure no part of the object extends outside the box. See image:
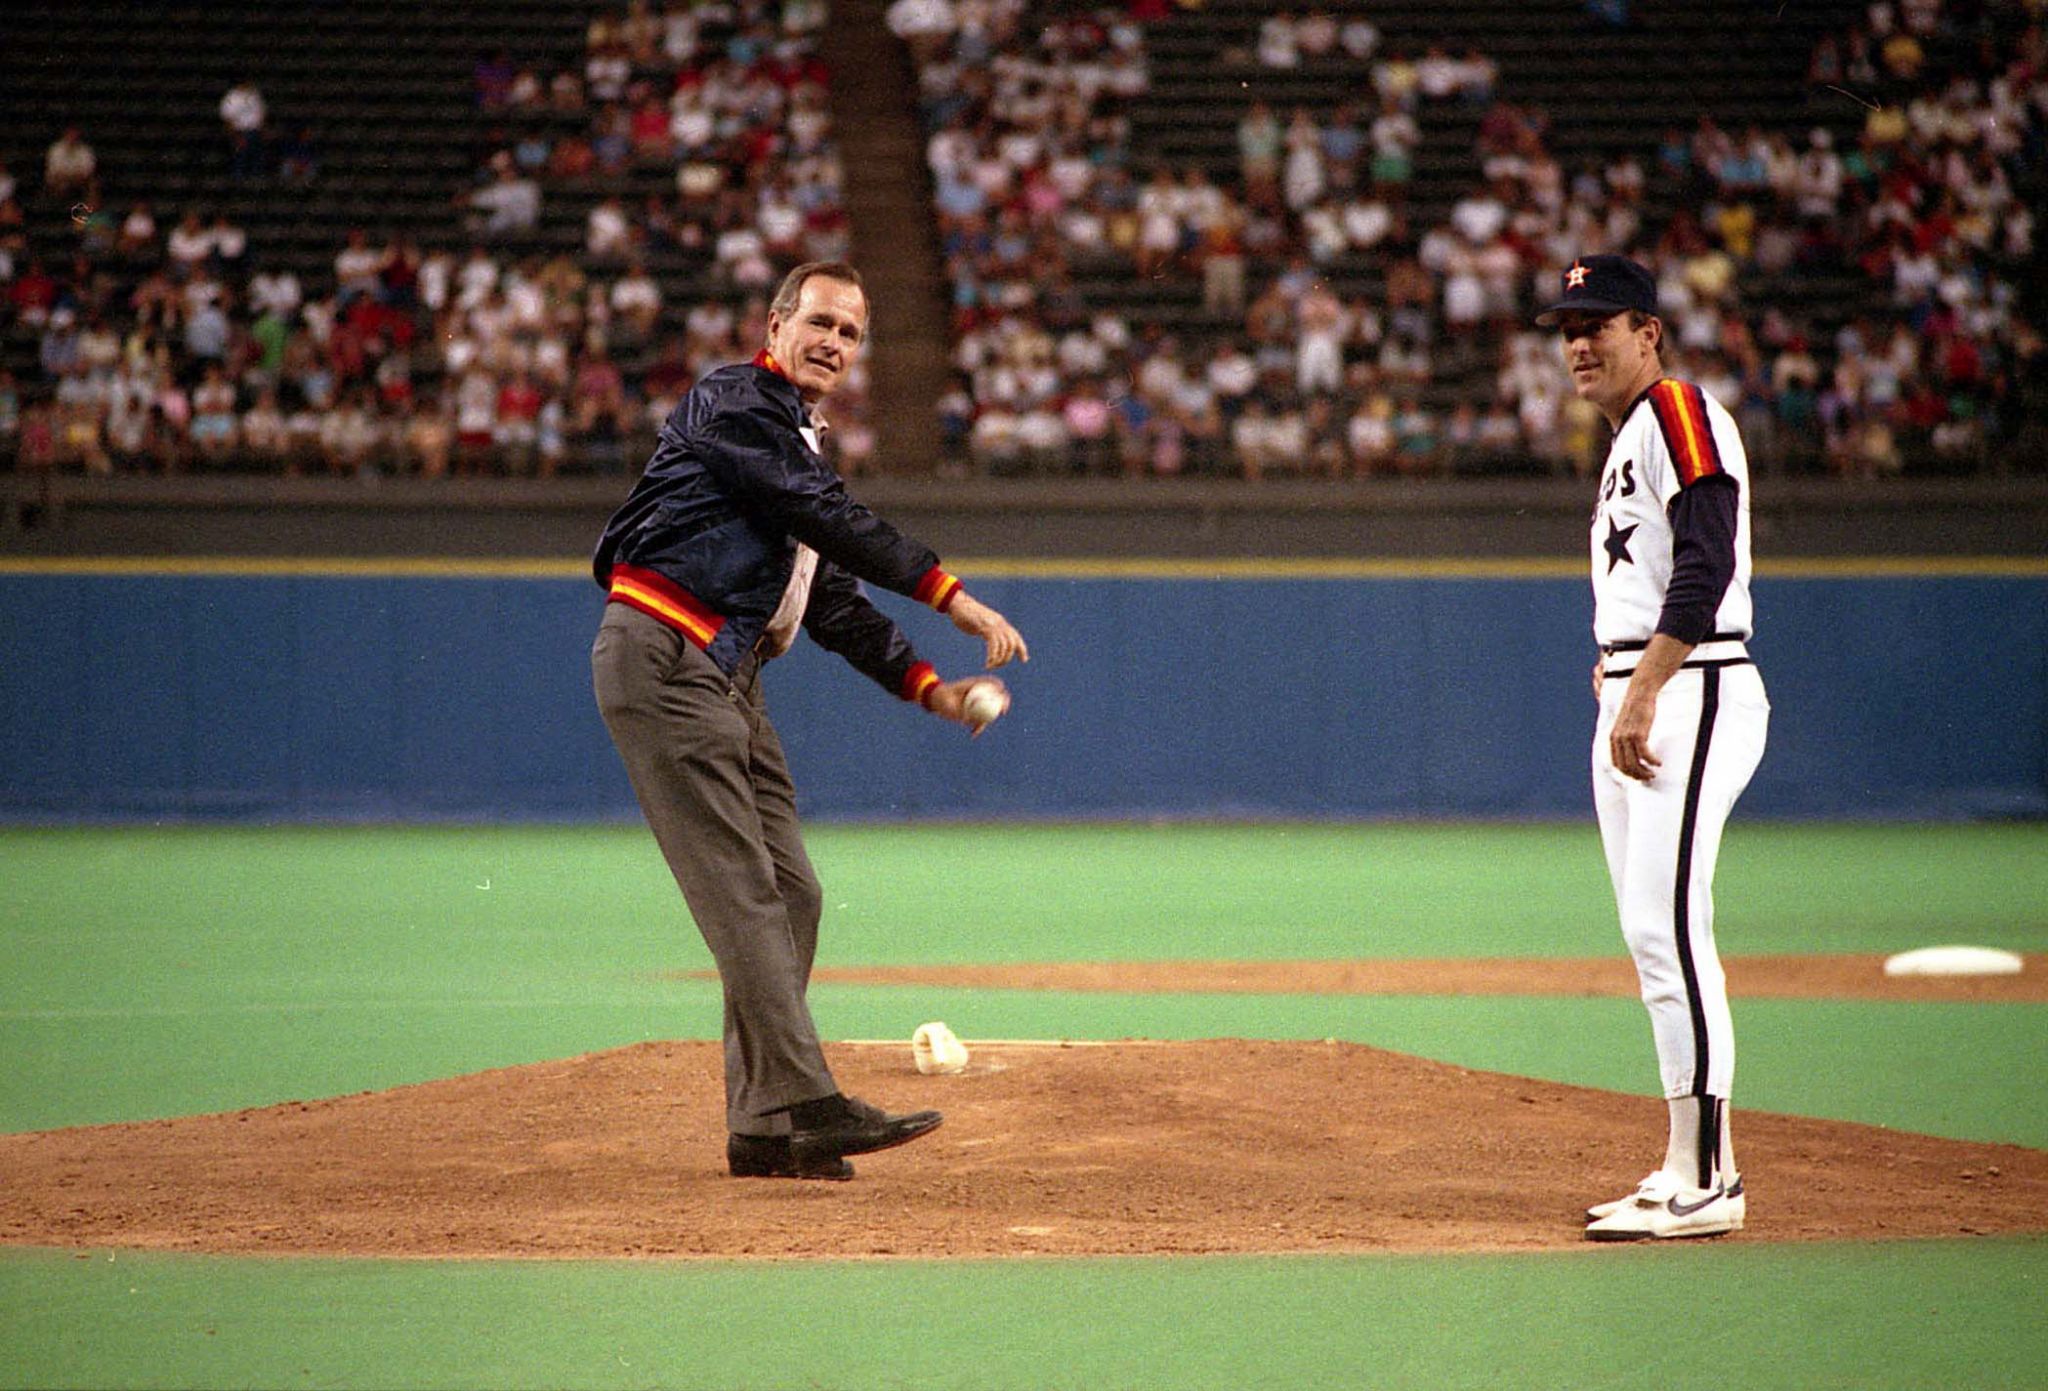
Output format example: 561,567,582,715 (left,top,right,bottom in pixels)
1534,254,1658,326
